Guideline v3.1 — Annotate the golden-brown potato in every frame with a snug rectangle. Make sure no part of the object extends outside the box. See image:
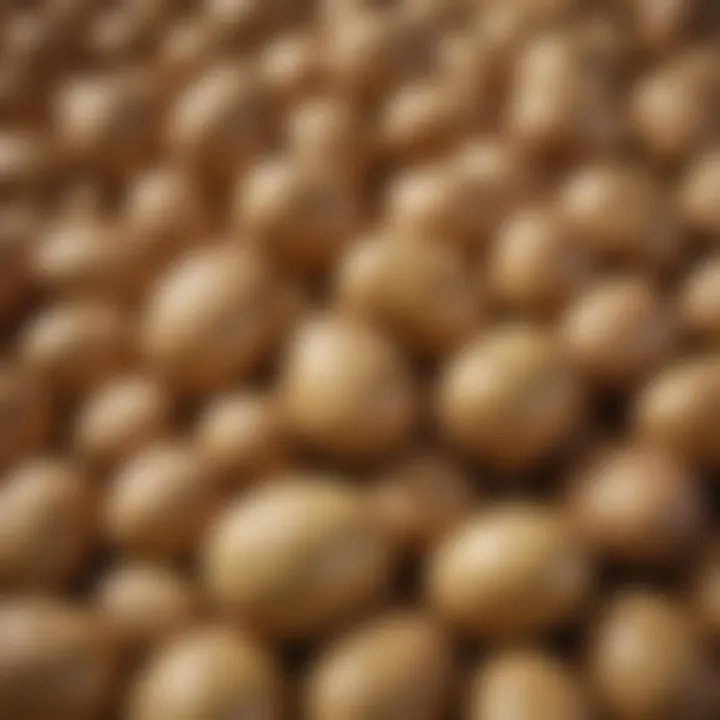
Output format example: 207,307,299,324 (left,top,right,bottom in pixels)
369,451,475,552
202,476,394,639
0,458,93,590
567,446,703,564
0,599,116,720
438,325,583,471
634,356,720,466
679,257,720,345
142,245,292,393
280,316,415,459
75,375,172,468
20,300,133,399
94,562,199,654
196,391,289,480
560,276,677,389
489,204,594,317
126,626,282,720
104,441,225,560
237,157,358,274
336,234,478,358
427,504,592,638
306,612,453,720
469,649,589,720
590,591,707,719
